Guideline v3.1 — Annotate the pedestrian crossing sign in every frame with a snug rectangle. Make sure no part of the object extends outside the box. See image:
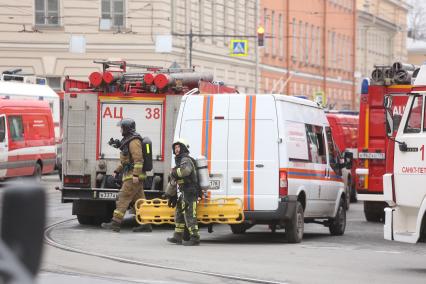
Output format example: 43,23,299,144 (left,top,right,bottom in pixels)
230,39,248,57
